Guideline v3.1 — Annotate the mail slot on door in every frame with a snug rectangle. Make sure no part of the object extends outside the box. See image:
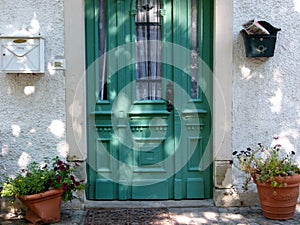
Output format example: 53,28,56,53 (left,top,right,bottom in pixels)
0,36,45,73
